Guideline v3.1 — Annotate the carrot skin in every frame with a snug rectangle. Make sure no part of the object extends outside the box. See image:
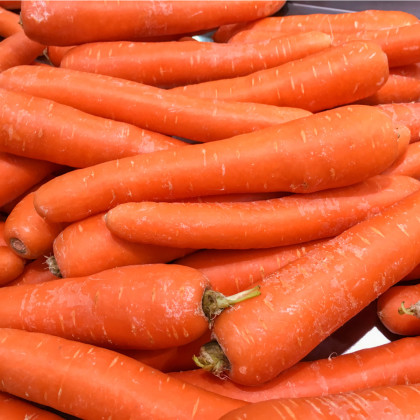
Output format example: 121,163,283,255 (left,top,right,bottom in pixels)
0,6,21,37
0,246,25,285
46,45,74,66
382,142,420,179
0,328,246,419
